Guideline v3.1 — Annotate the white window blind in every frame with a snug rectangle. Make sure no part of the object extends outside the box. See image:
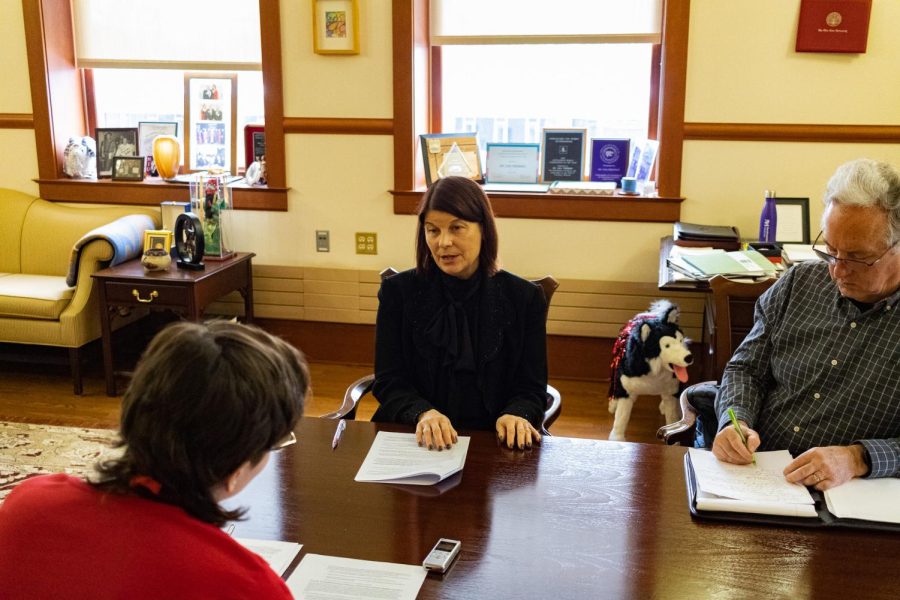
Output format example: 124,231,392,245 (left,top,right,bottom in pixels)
431,0,662,45
73,0,262,70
